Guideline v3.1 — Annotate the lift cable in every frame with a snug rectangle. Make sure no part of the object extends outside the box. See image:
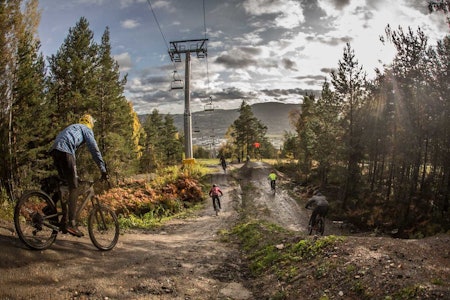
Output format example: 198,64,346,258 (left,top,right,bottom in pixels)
202,0,215,156
146,0,178,73
202,0,214,113
203,0,210,92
